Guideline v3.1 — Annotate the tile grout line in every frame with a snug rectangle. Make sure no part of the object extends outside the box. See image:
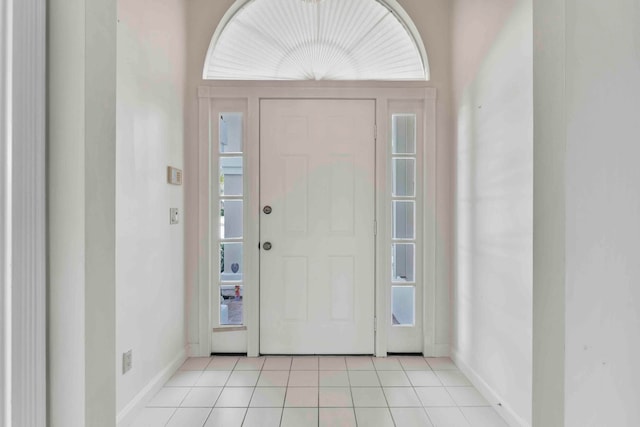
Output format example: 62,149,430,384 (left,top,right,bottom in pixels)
346,357,360,427
403,358,437,427
372,360,397,427
168,361,209,427
201,360,226,426
315,366,320,427
215,356,247,427
423,357,471,426
241,358,263,427
278,361,292,427
161,407,178,427
205,358,224,426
